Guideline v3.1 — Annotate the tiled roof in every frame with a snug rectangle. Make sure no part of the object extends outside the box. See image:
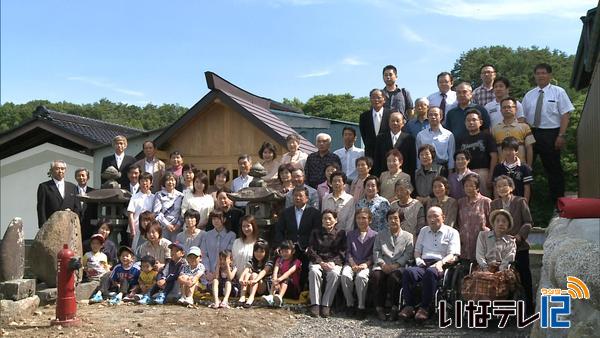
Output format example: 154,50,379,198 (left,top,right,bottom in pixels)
228,93,317,153
32,106,144,146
